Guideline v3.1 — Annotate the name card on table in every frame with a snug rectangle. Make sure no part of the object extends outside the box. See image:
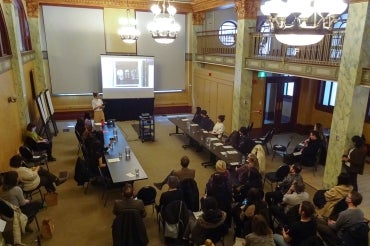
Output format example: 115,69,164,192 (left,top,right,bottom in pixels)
229,162,240,166
107,158,120,163
223,145,233,149
214,143,223,146
209,137,219,141
181,119,189,121
191,124,198,126
126,172,135,177
227,150,238,154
